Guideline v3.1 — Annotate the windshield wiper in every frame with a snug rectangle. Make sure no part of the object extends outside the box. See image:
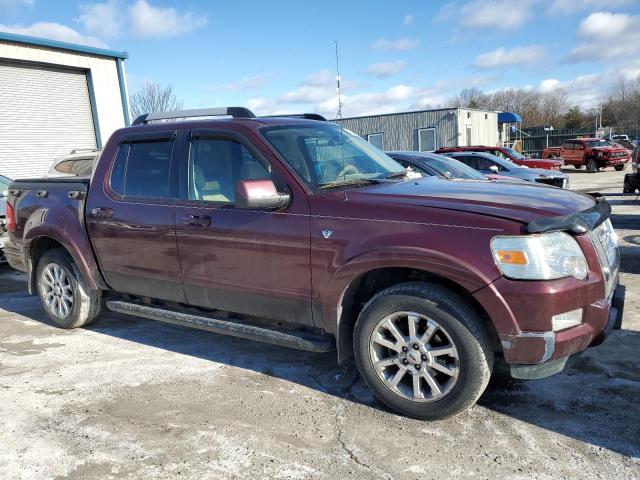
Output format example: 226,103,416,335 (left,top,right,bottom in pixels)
382,170,409,179
317,178,382,190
